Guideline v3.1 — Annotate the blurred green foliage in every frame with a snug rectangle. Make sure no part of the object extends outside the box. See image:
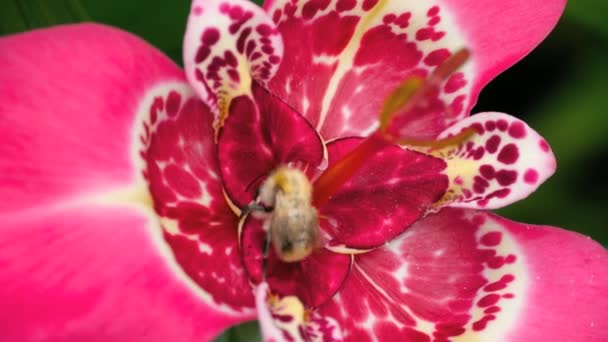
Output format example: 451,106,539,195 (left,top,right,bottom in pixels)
1,0,606,340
